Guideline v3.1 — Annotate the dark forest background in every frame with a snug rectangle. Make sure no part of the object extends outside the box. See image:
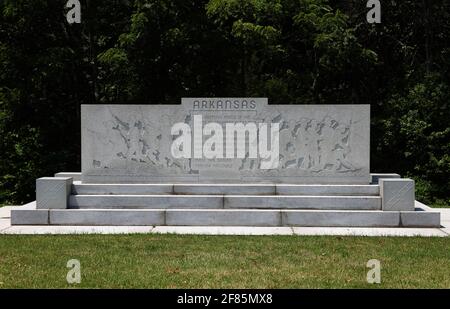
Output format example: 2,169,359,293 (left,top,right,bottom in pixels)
0,0,449,206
